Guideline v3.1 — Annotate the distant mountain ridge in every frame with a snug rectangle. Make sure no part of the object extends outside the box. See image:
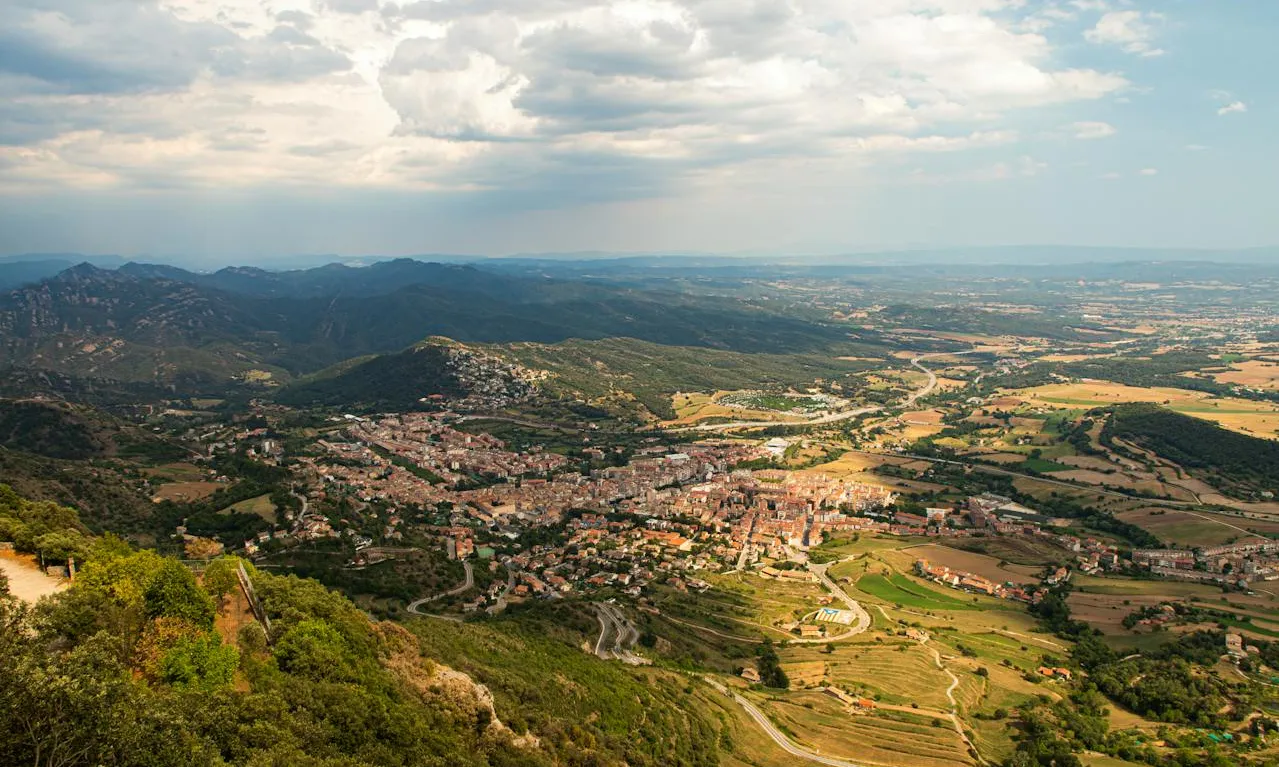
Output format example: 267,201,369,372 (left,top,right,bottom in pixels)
0,259,855,396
